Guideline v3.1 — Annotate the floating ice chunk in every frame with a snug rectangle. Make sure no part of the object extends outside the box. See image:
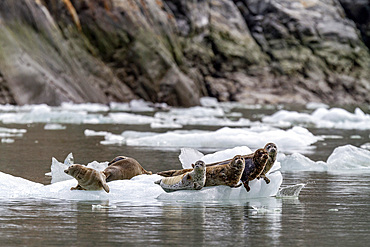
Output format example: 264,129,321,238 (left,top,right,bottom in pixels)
122,126,318,153
109,102,131,111
129,99,155,112
179,148,204,169
49,157,72,183
279,145,370,171
60,102,109,112
200,97,219,107
201,146,253,164
150,121,183,129
326,145,370,170
361,143,370,150
84,129,110,136
92,204,117,210
279,153,327,171
263,107,370,130
1,138,14,143
0,171,43,199
276,183,306,198
306,102,329,109
44,123,66,130
108,112,157,124
157,170,283,201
